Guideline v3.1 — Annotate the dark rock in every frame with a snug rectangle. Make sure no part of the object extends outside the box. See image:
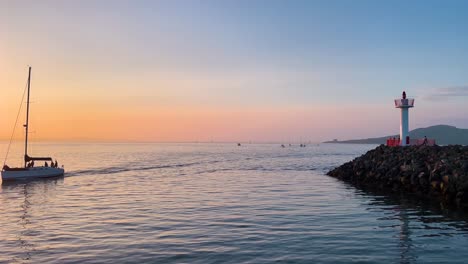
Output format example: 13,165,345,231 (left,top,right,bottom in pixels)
327,145,468,211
